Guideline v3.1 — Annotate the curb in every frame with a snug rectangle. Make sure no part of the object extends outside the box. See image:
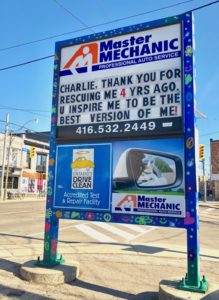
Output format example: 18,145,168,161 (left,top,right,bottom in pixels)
20,260,79,285
199,201,219,209
159,279,219,300
0,198,46,204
